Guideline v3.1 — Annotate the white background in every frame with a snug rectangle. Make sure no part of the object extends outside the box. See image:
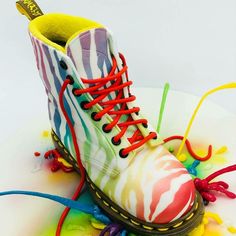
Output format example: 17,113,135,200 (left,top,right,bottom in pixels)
0,1,236,235
0,0,236,141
